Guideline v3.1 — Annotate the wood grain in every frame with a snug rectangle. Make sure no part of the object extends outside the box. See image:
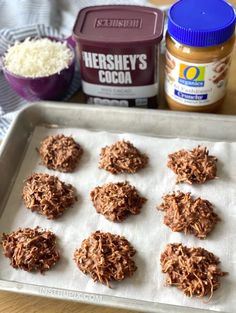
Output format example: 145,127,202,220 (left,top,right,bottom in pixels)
0,291,136,313
1,0,236,312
